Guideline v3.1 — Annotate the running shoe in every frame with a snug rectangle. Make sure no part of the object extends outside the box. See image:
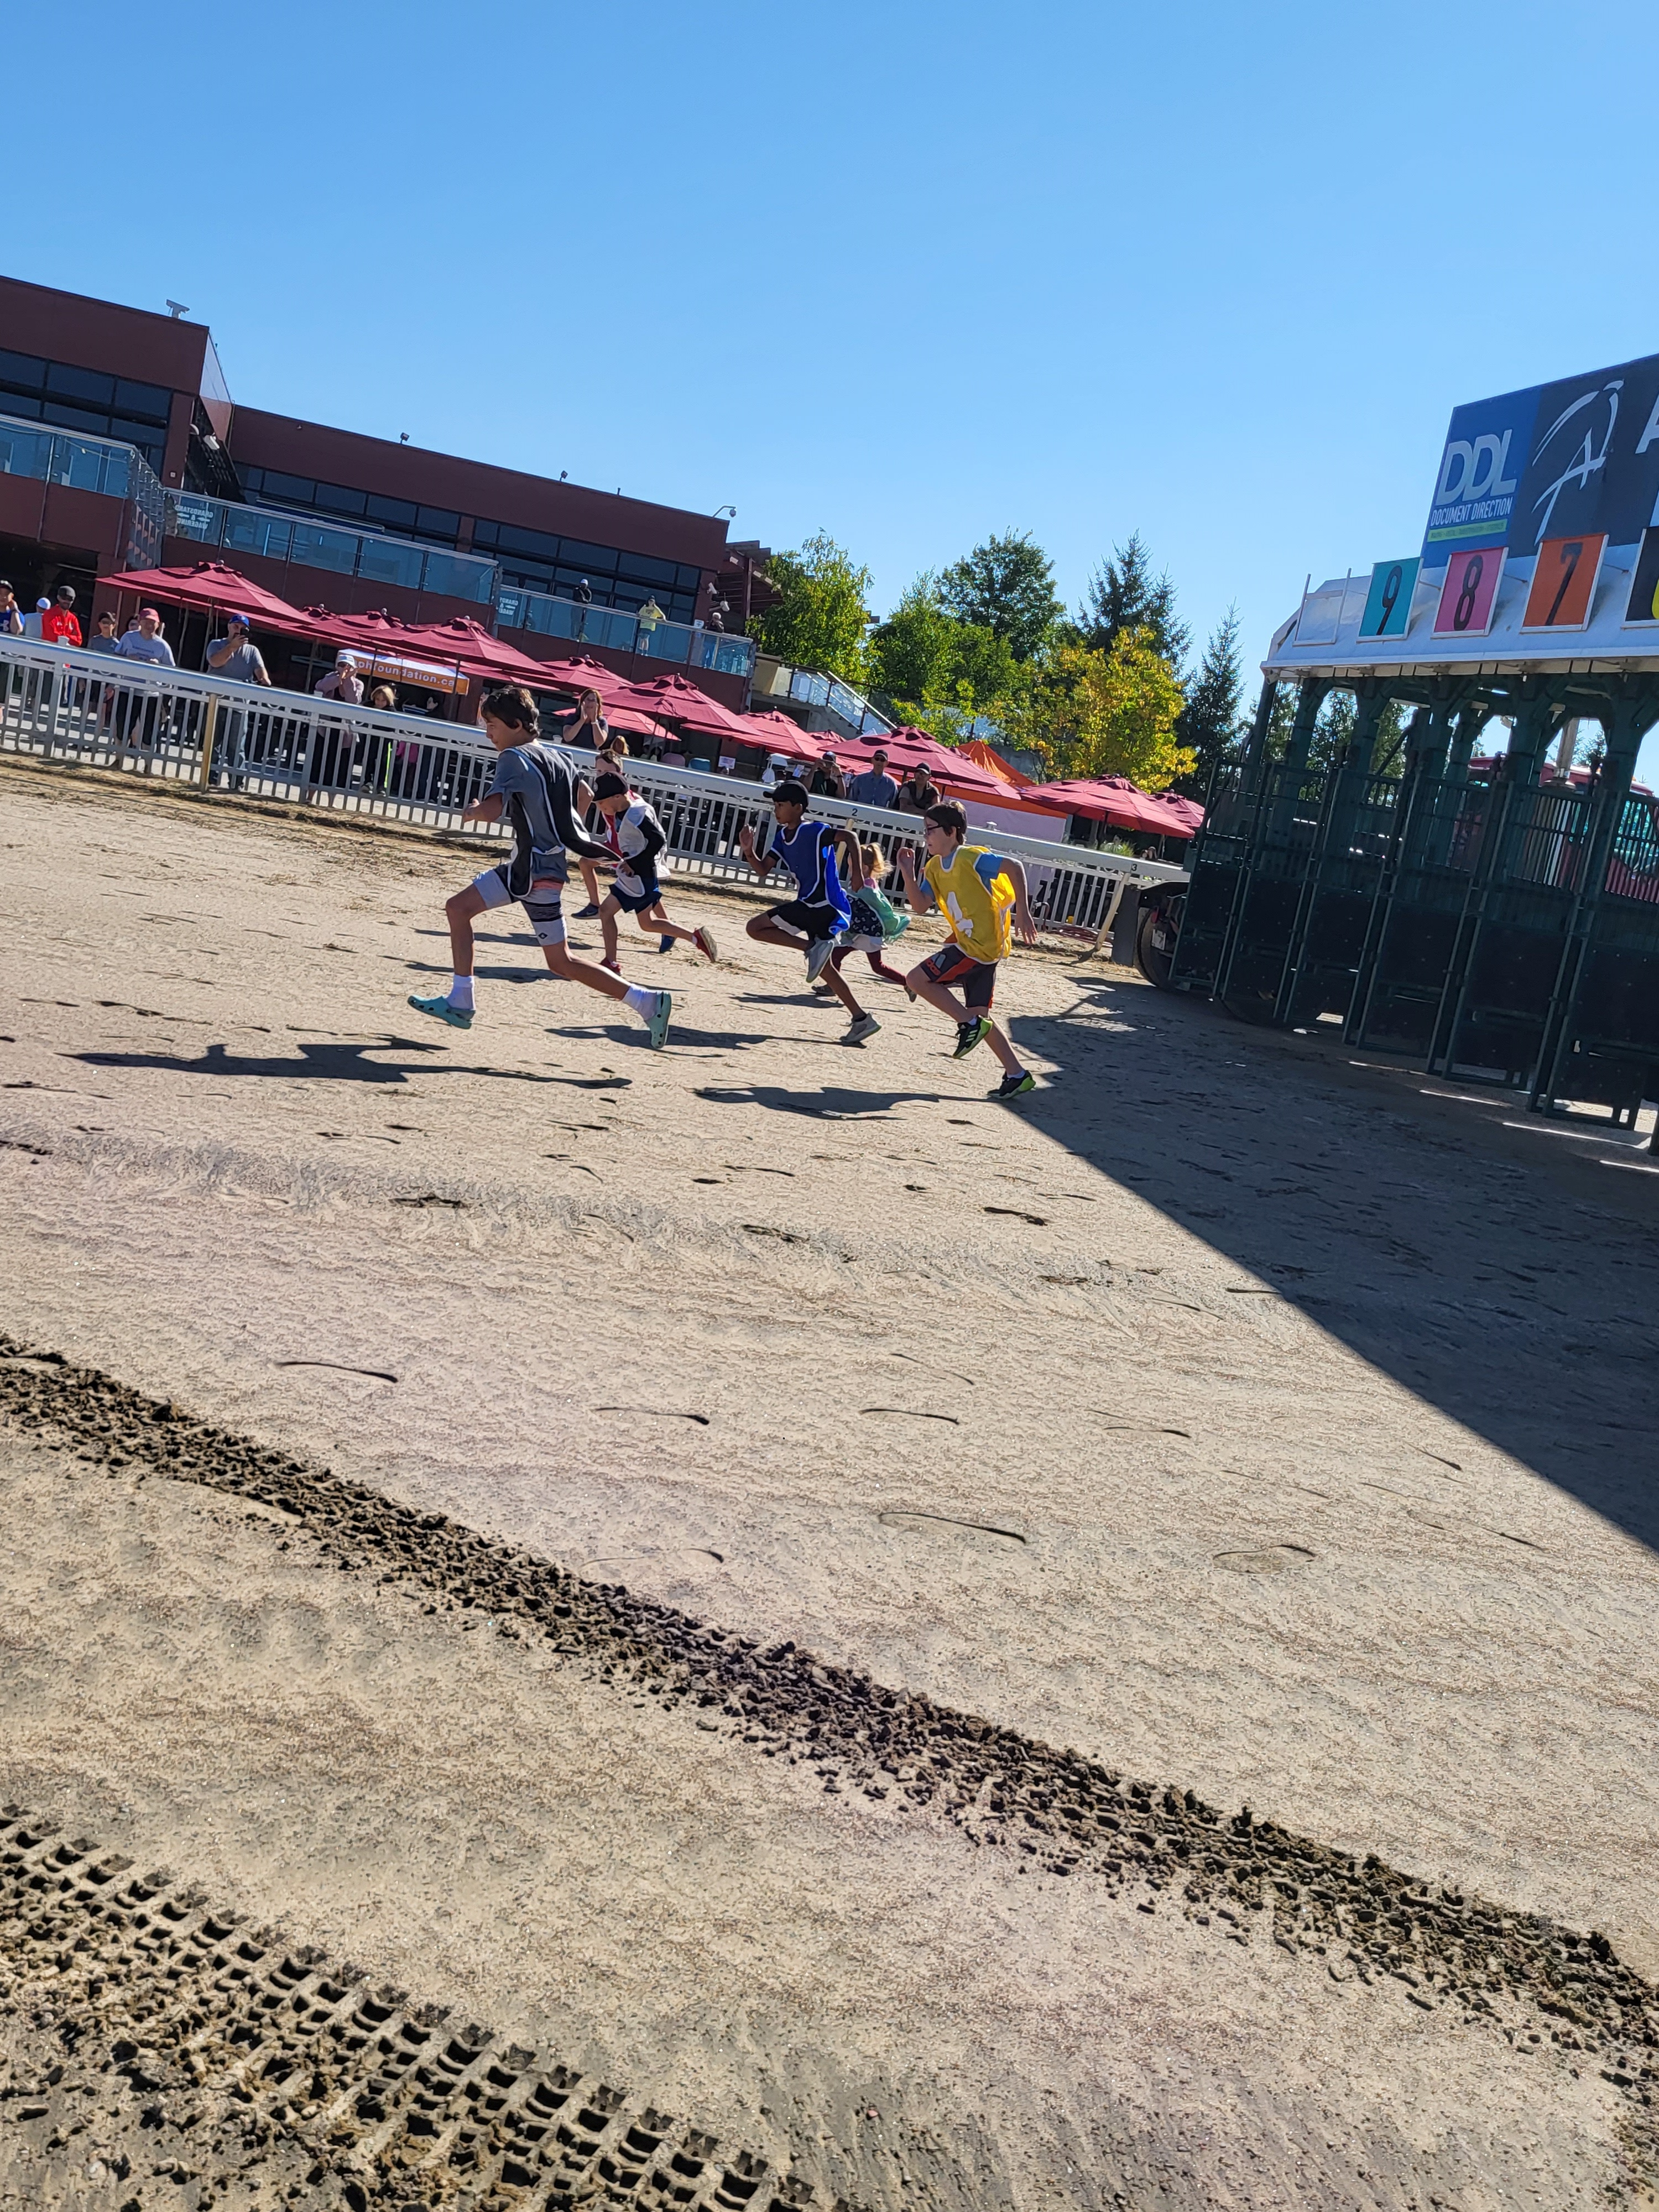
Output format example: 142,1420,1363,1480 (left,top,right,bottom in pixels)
659,935,675,954
992,1068,1036,1099
645,989,672,1050
953,1016,993,1058
408,992,473,1030
693,925,718,963
841,1013,881,1046
811,980,836,997
805,936,836,983
573,902,603,919
600,959,622,975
